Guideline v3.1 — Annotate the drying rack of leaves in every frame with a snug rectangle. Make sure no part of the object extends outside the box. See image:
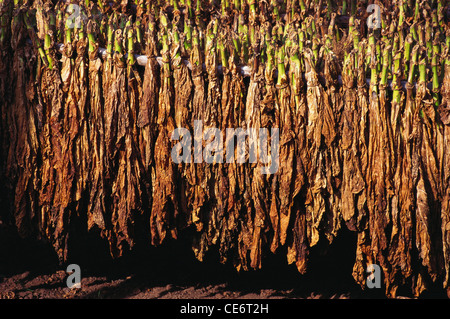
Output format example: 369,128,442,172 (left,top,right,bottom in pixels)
0,0,450,298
